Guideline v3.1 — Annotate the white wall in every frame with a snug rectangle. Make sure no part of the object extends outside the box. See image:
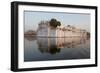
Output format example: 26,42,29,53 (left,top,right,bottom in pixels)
0,0,99,73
